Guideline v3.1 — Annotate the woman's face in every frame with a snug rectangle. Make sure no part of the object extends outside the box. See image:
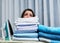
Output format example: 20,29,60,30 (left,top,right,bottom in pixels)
23,11,33,18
